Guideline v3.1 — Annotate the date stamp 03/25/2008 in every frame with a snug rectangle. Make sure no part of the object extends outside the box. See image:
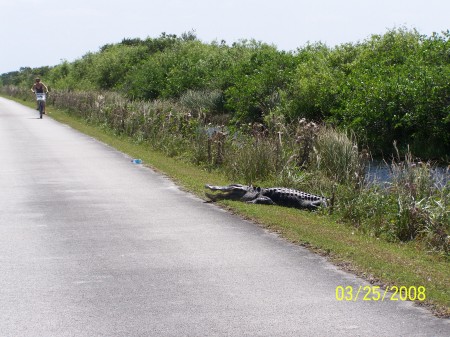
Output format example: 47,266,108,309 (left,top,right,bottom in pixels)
335,285,426,302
